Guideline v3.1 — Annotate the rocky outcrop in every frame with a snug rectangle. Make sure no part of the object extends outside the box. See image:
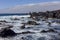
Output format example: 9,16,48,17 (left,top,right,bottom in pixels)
29,10,60,19
40,30,47,33
10,18,20,20
26,21,40,25
21,21,40,25
20,24,25,29
40,29,57,33
0,28,16,37
0,20,8,23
